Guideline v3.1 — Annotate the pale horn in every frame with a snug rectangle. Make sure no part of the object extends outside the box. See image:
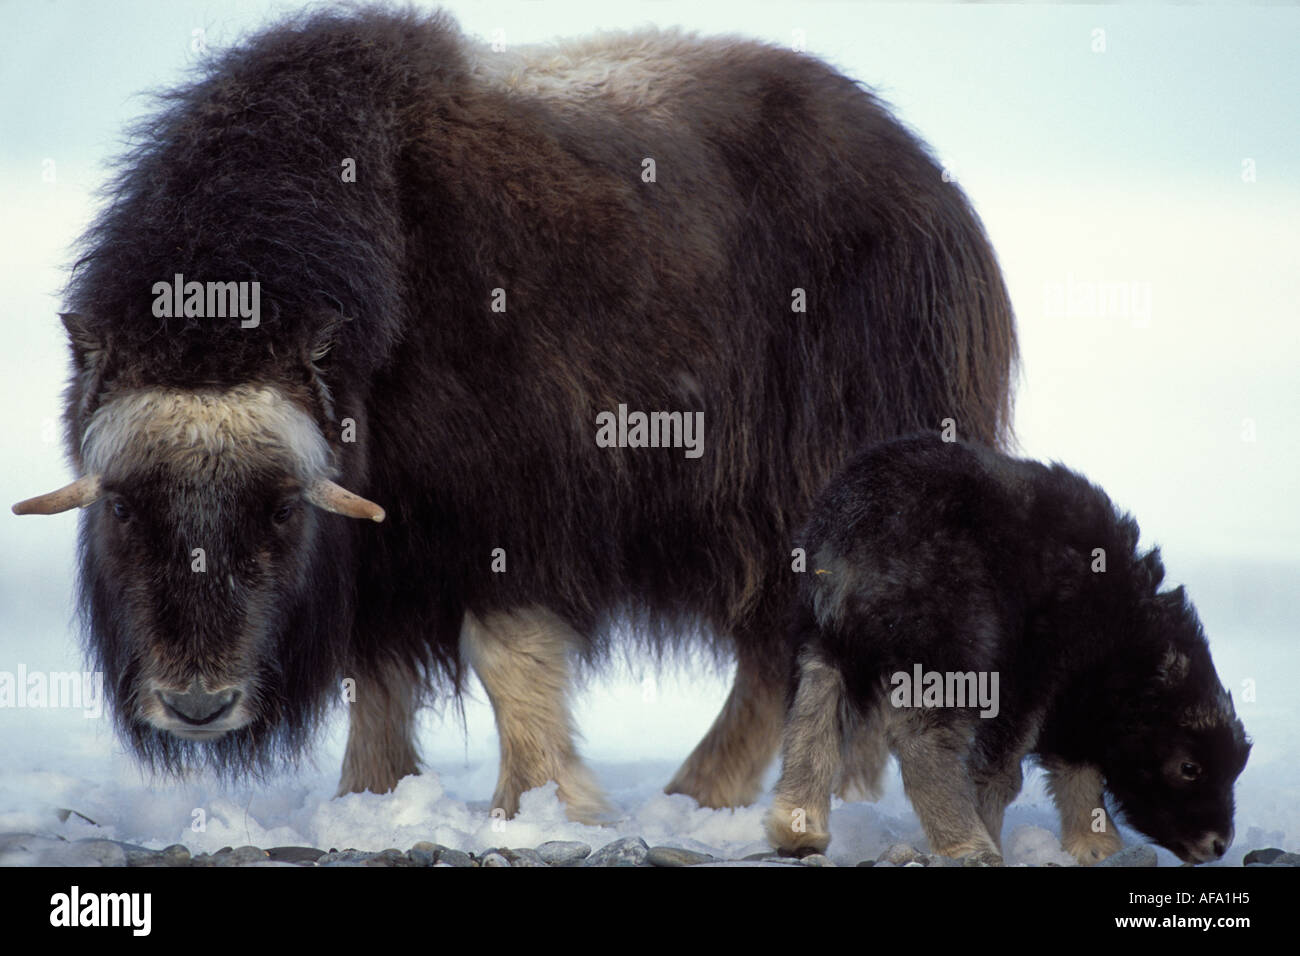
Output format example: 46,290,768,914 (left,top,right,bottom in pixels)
12,475,103,515
305,479,386,522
